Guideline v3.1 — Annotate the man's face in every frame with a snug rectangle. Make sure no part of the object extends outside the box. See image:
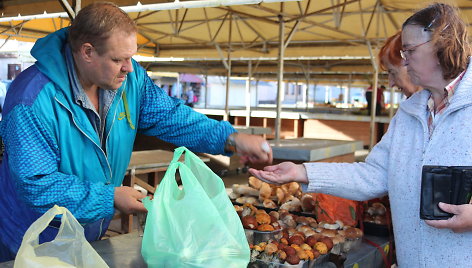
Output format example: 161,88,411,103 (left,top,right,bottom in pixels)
89,30,137,90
